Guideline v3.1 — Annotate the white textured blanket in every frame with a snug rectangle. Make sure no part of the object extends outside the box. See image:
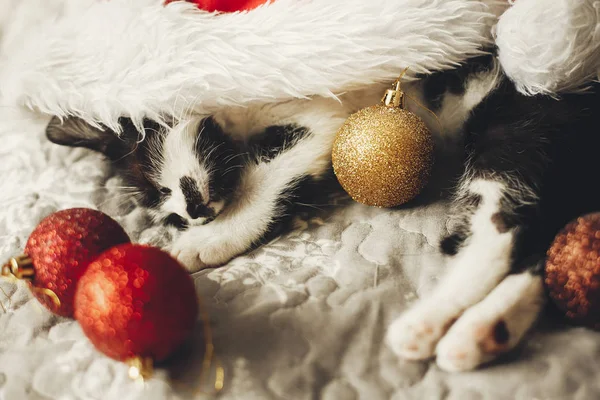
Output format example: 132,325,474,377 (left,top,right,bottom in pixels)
1,1,600,399
2,108,600,400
